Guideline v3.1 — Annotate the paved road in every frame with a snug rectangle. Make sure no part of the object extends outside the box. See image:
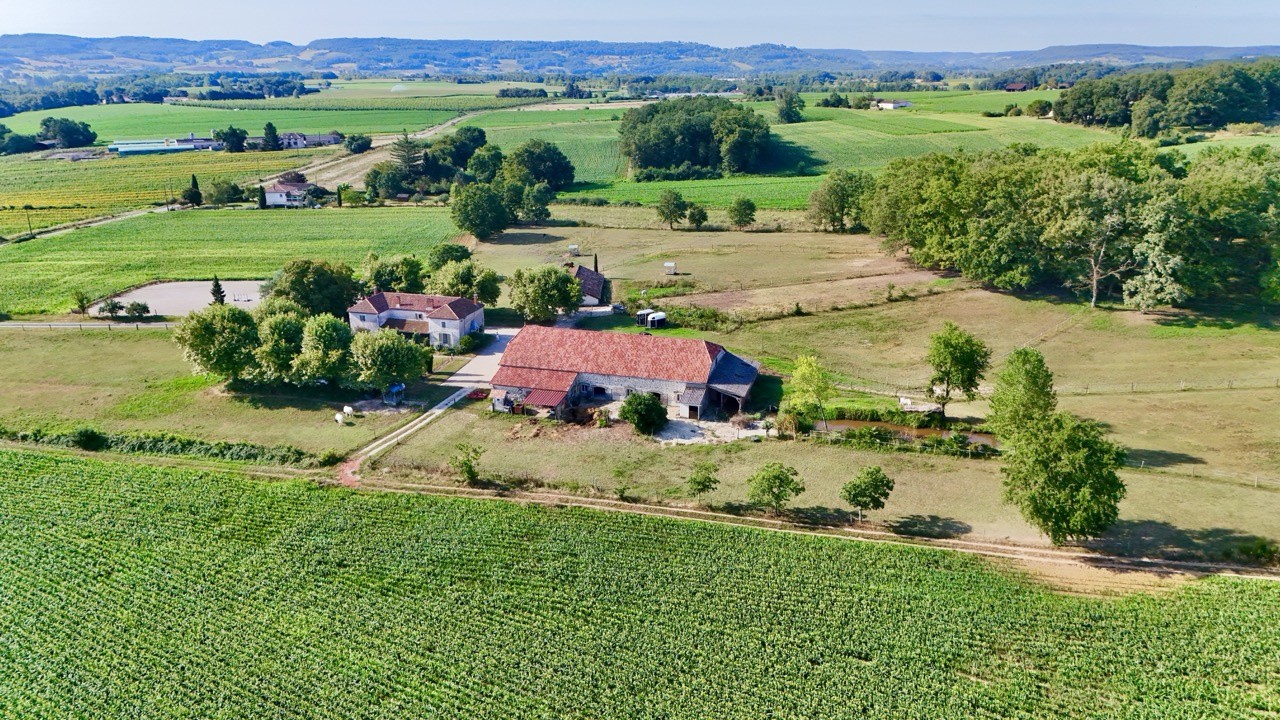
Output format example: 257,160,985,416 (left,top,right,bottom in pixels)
337,326,519,486
441,327,518,387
